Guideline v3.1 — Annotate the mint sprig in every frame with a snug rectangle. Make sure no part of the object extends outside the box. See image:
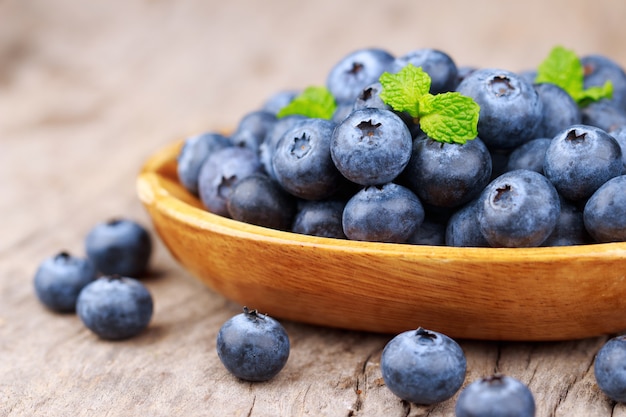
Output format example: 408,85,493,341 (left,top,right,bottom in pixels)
276,86,337,120
535,45,613,107
379,64,480,144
